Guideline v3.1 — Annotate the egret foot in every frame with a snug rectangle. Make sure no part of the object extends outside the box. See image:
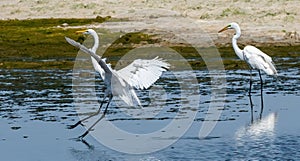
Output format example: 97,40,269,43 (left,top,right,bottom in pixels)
67,121,84,129
78,131,89,139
